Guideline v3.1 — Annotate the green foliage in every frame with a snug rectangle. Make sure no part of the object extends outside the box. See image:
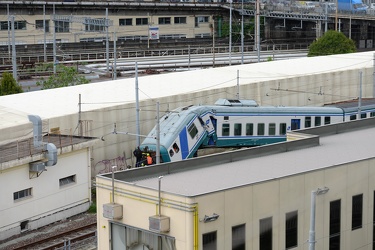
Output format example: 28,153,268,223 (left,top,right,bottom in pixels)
267,56,273,61
0,72,23,96
308,30,357,57
88,202,97,214
36,64,90,90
